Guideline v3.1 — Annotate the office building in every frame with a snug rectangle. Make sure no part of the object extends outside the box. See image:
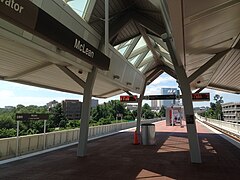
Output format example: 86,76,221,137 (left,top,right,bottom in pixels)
159,88,180,107
62,100,82,120
222,102,240,123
